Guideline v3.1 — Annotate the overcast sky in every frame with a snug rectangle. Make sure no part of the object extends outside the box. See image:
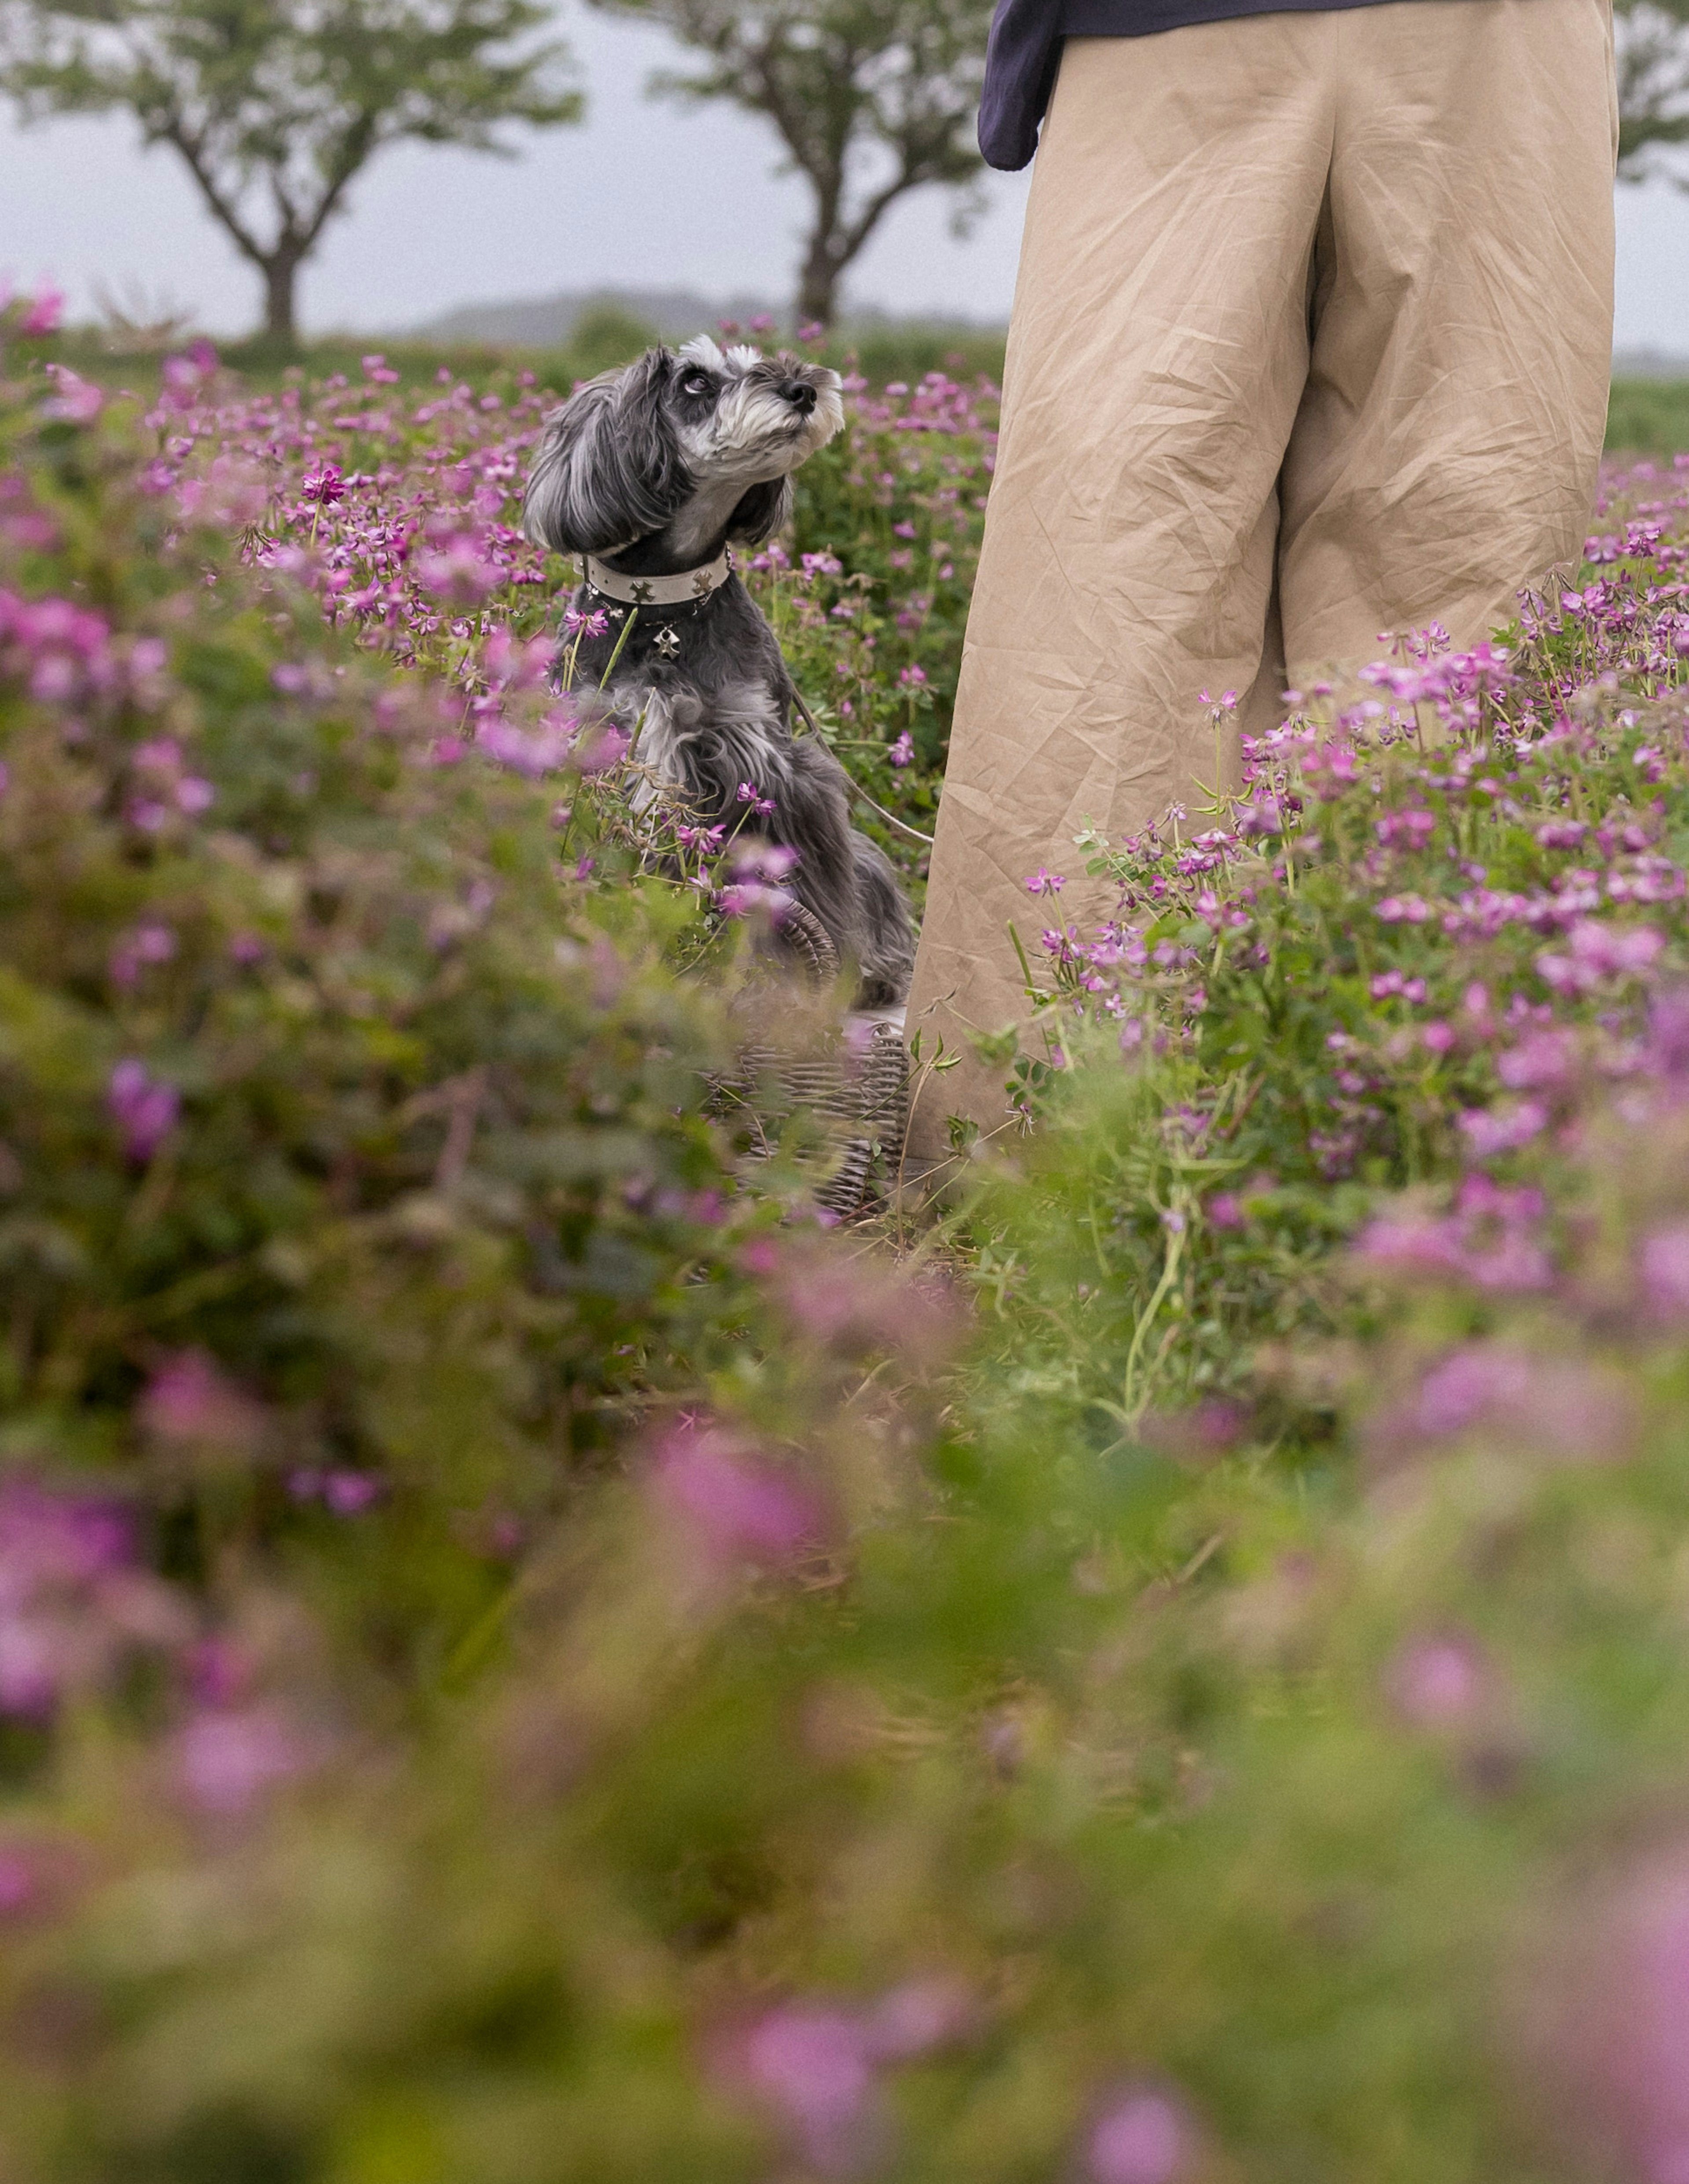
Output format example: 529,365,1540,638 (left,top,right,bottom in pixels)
2,6,1685,350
